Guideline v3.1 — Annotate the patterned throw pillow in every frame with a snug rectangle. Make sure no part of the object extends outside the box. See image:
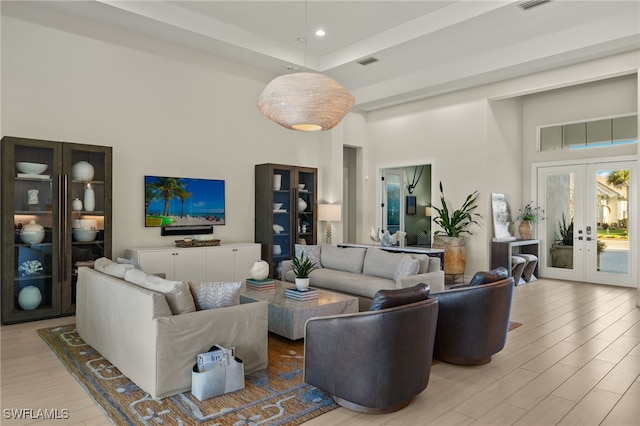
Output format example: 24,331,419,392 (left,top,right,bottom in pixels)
188,281,242,310
394,254,420,281
294,244,322,269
